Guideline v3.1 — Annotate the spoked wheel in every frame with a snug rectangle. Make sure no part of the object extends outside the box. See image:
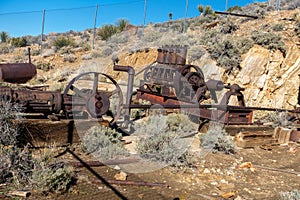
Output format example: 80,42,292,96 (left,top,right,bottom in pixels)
63,72,123,124
174,65,205,102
